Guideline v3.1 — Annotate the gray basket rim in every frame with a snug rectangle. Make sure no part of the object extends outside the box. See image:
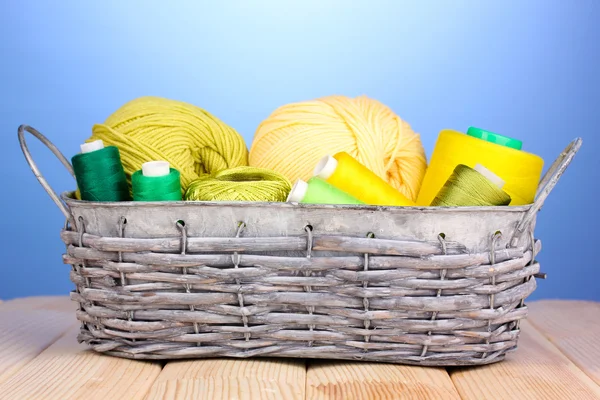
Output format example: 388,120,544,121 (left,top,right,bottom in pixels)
60,191,533,213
